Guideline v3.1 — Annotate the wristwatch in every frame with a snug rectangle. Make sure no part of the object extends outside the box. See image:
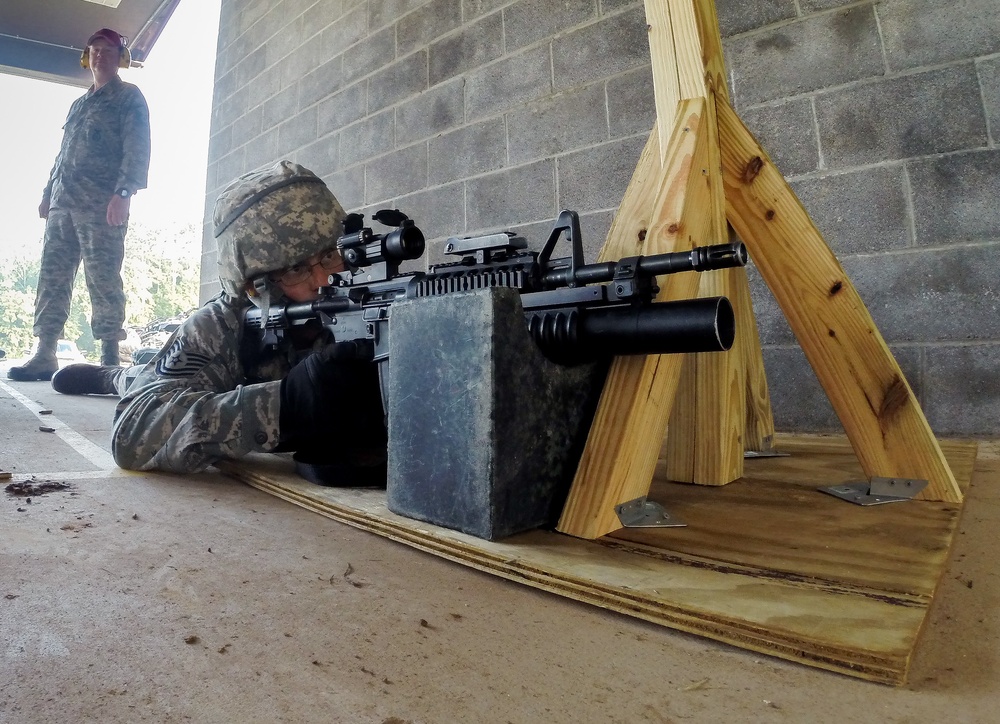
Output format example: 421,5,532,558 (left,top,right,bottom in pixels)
115,187,131,198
